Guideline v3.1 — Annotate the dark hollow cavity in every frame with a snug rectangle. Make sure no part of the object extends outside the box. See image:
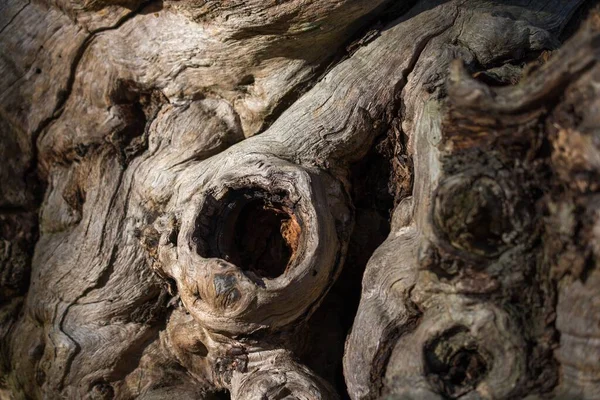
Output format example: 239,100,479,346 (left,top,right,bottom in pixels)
194,188,301,280
424,327,490,398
